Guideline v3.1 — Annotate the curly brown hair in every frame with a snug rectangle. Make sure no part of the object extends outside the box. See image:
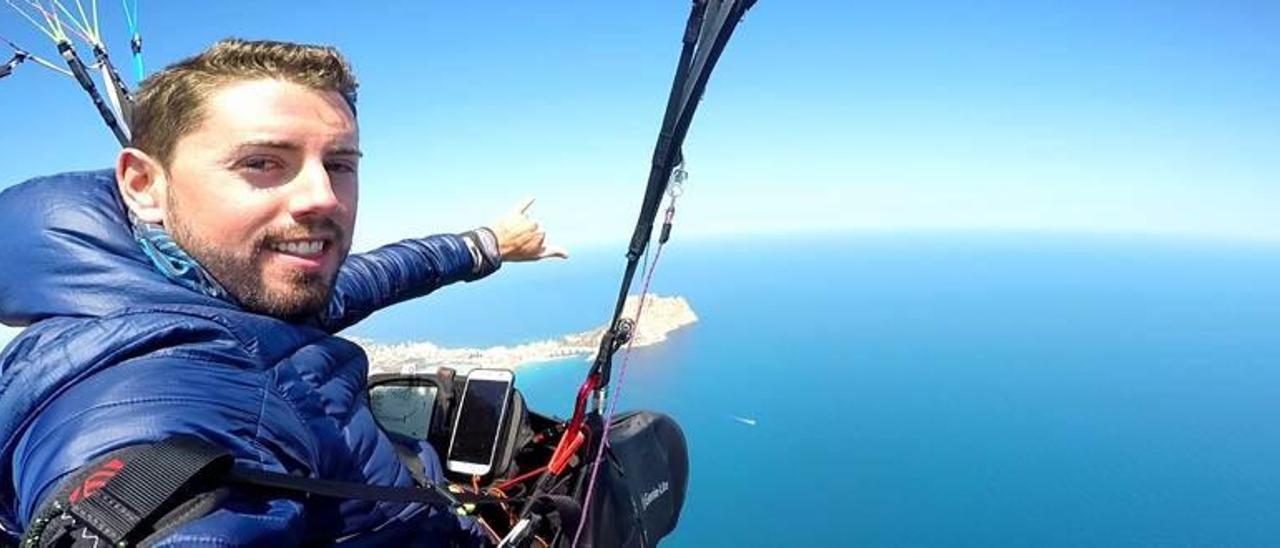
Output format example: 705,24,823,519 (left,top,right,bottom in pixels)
130,38,358,167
